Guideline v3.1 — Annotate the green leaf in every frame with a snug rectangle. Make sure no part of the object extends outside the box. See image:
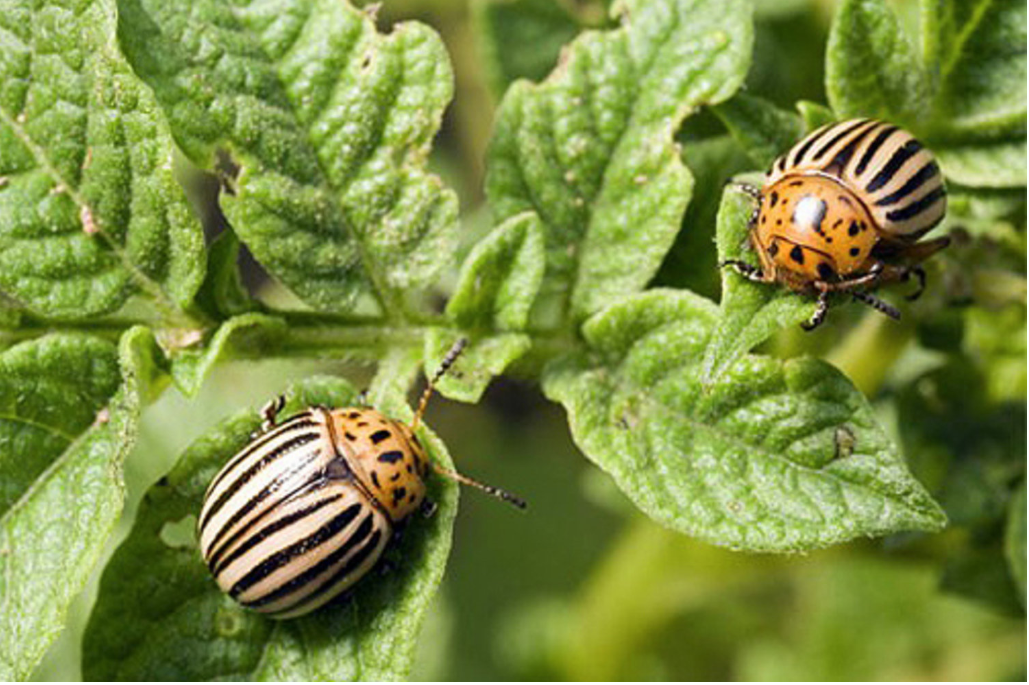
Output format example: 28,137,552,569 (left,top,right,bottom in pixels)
83,375,458,680
923,0,1027,140
702,186,813,382
654,135,754,299
193,230,258,321
826,0,931,127
424,330,531,404
934,139,1028,188
446,212,545,333
543,289,946,552
1005,479,1026,608
169,313,288,397
711,93,804,169
795,100,837,131
0,327,163,680
117,0,459,314
472,0,584,97
0,0,205,320
486,0,753,323
424,212,544,402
